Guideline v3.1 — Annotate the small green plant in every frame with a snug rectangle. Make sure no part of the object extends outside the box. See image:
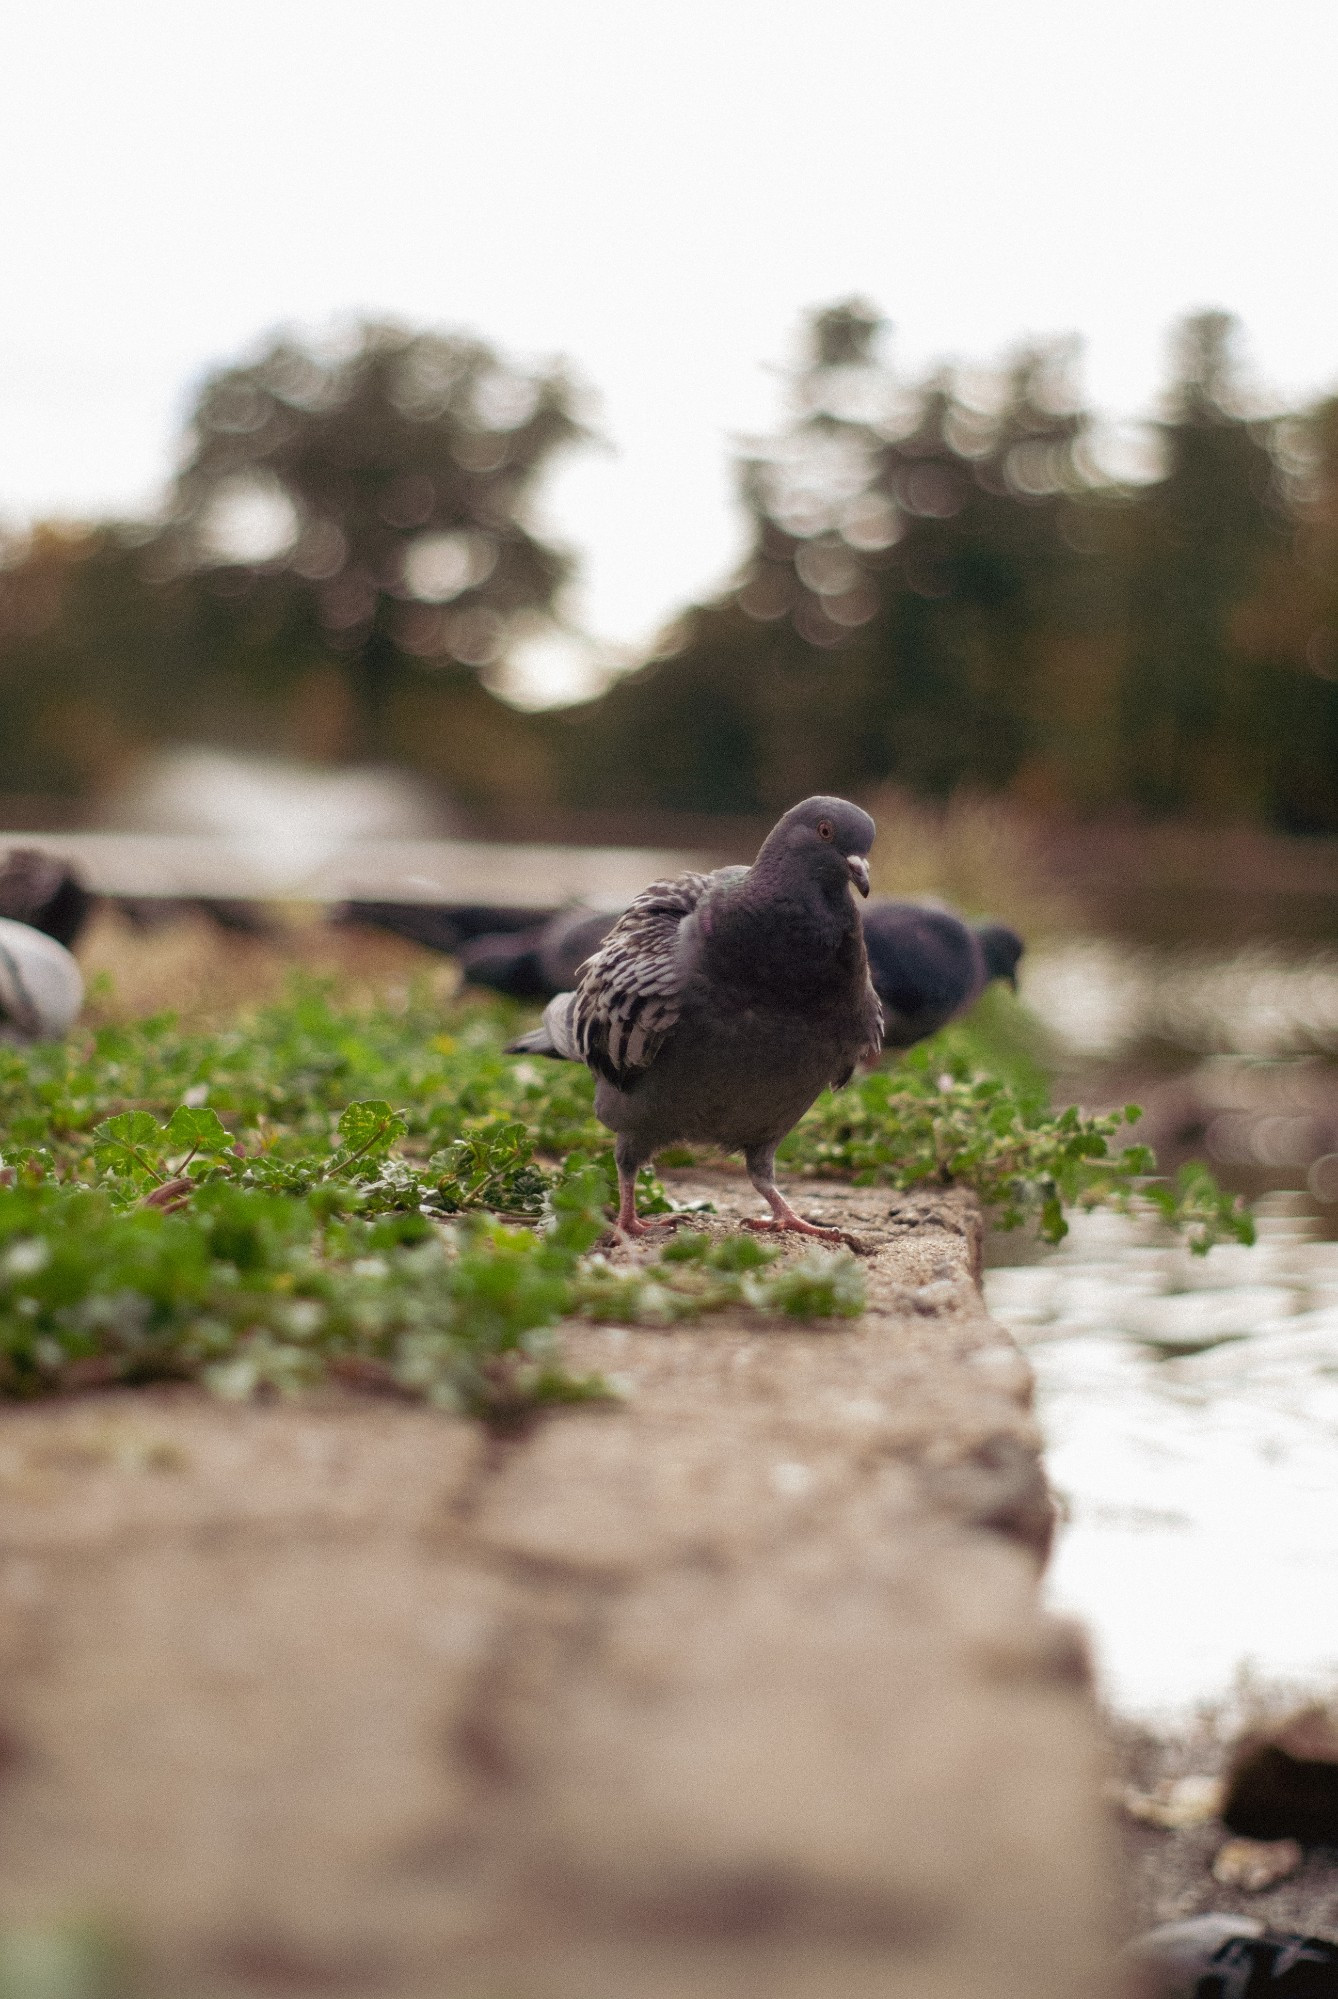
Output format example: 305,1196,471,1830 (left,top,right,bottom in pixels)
572,1228,864,1325
778,1046,1252,1250
0,972,1251,1415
